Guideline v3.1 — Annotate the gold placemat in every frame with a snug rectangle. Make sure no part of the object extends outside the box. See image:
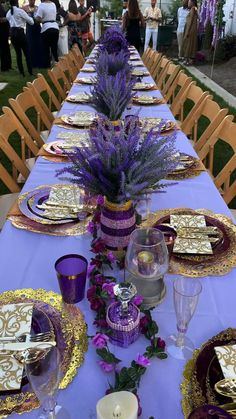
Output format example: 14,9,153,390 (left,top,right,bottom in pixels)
141,208,236,277
166,159,206,180
181,328,236,418
0,288,88,418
